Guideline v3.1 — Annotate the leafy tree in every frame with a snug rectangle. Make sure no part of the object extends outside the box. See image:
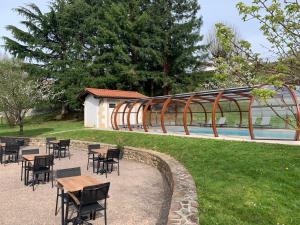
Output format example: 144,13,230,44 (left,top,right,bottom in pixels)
206,23,241,59
3,0,206,107
208,0,300,130
209,0,299,89
150,0,206,95
0,59,54,134
236,0,300,84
